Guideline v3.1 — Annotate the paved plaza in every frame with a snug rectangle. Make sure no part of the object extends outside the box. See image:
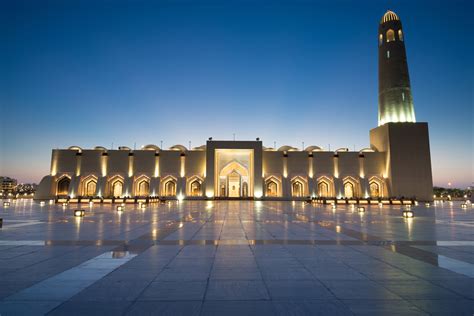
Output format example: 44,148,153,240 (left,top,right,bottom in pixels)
0,200,473,315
